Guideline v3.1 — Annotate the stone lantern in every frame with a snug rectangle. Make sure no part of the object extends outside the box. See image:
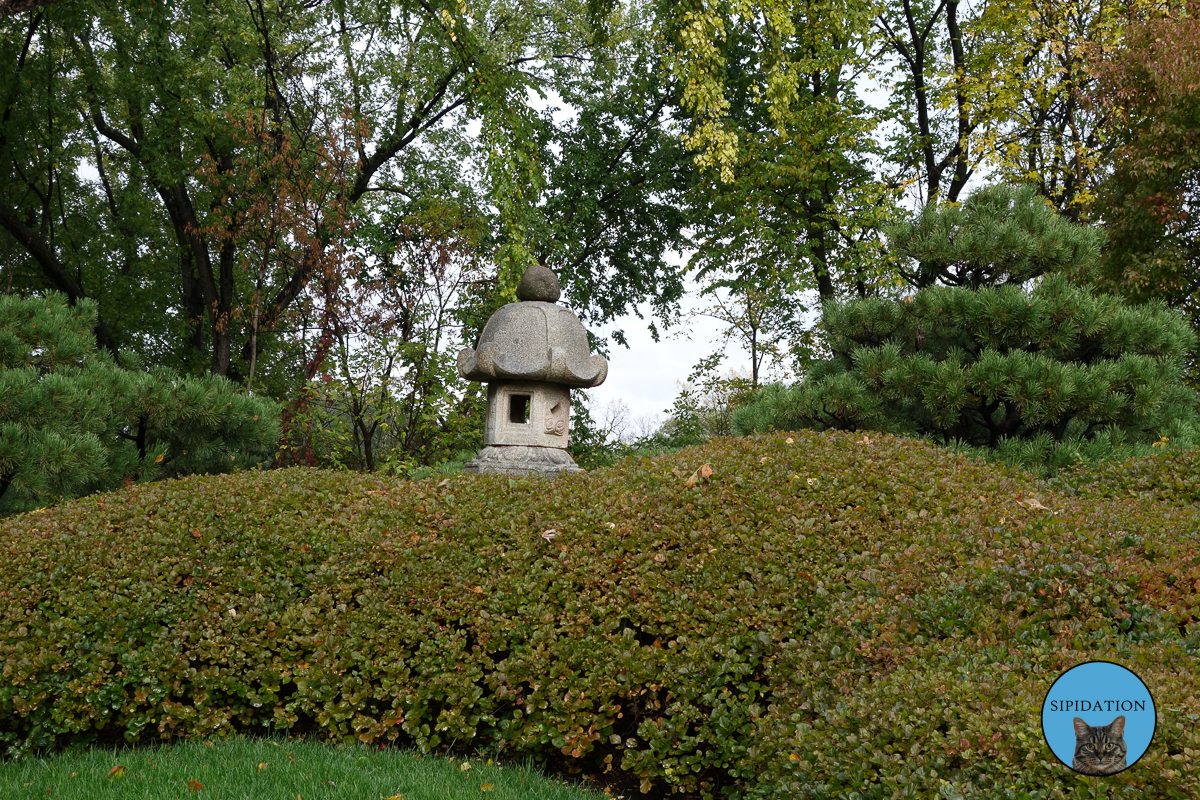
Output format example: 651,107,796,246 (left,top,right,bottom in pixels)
457,264,608,475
